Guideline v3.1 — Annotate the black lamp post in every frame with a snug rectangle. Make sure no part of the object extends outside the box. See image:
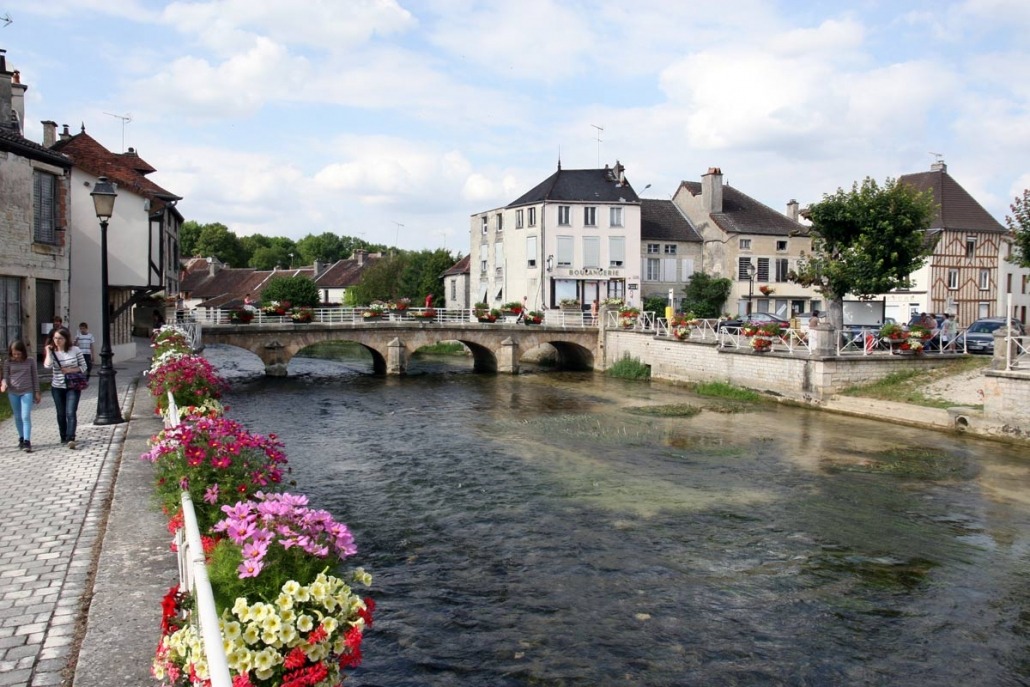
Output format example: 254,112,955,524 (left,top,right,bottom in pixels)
746,261,757,316
91,177,125,425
